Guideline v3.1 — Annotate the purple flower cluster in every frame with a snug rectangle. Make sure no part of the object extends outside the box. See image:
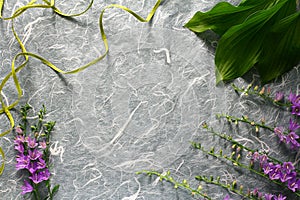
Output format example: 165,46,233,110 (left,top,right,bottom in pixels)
14,127,50,195
289,92,300,116
272,91,300,150
224,192,286,200
252,189,286,200
274,118,300,150
252,152,300,193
